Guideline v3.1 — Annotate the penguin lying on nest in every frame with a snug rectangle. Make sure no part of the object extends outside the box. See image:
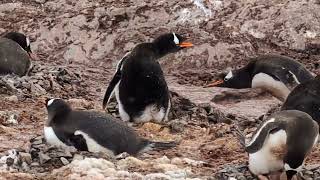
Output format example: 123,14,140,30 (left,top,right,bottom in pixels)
102,33,193,123
235,110,319,180
0,32,36,76
44,98,177,156
282,75,320,125
205,54,313,101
